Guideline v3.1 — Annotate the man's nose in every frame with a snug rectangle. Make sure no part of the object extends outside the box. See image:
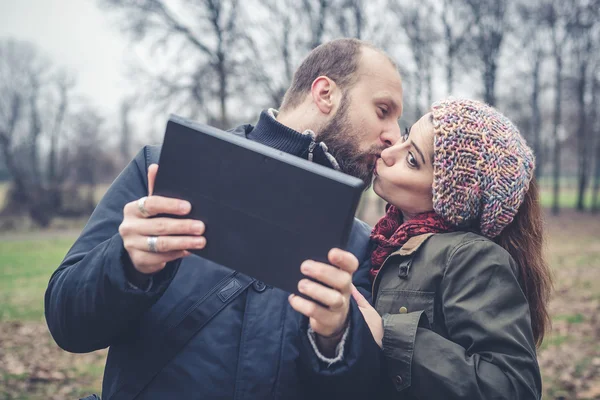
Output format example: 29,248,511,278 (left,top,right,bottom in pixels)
381,122,402,147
